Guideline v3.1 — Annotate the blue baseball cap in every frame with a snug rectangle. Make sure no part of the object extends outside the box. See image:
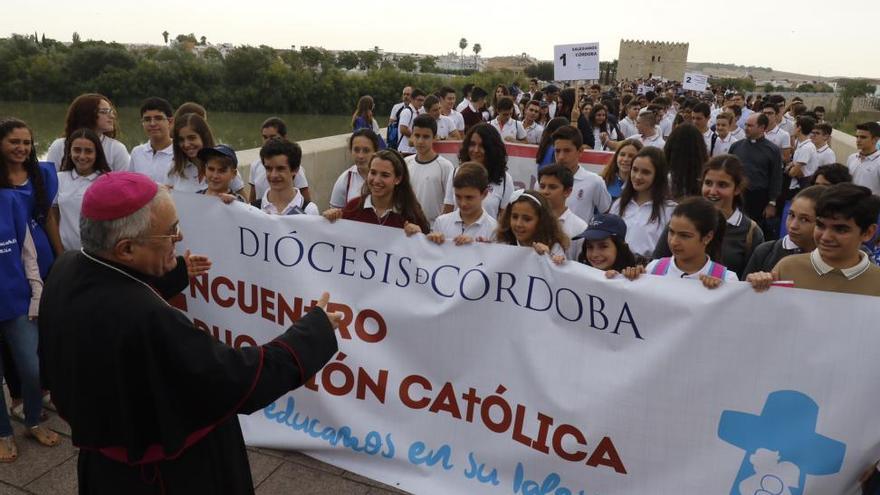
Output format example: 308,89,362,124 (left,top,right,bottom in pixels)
197,144,238,167
573,213,627,241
